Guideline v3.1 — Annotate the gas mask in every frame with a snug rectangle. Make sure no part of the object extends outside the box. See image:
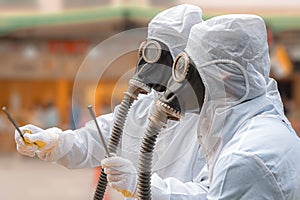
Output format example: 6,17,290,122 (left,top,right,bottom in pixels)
94,39,174,200
159,51,205,118
132,39,174,93
136,52,206,200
